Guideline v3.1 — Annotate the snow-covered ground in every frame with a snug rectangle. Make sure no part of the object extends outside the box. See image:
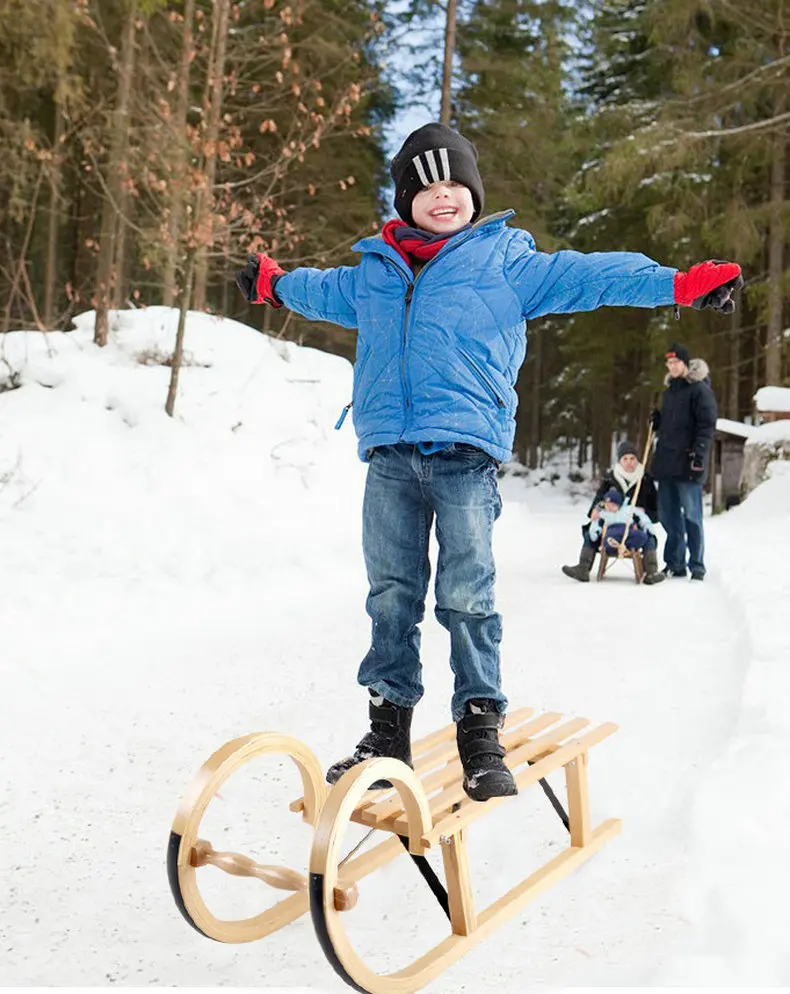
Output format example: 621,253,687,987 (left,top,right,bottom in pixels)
2,309,788,990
